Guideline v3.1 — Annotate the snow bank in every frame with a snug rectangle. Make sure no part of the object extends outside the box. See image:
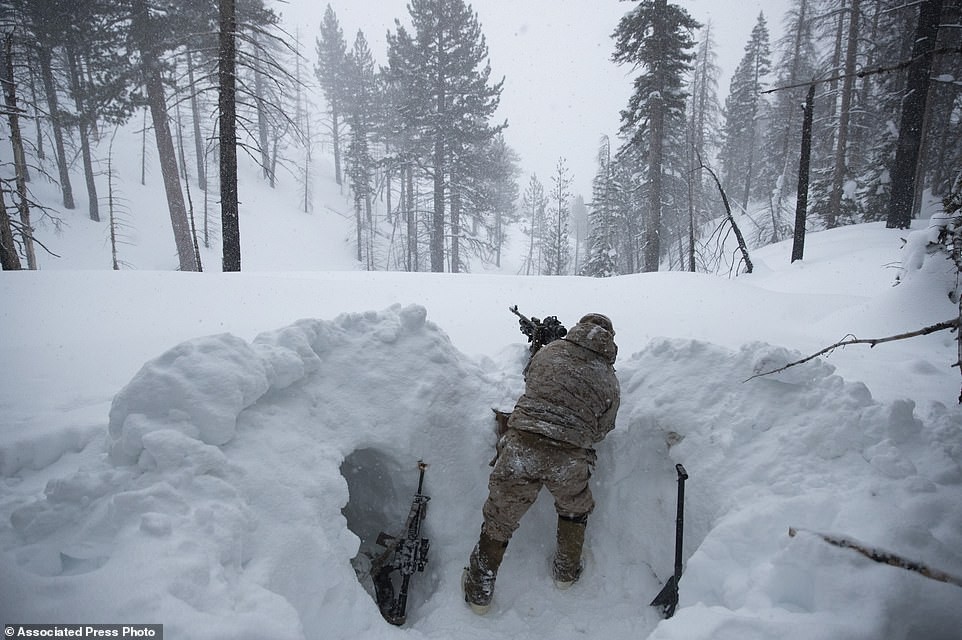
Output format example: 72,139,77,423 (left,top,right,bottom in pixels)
623,339,962,640
3,304,961,640
1,305,509,638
